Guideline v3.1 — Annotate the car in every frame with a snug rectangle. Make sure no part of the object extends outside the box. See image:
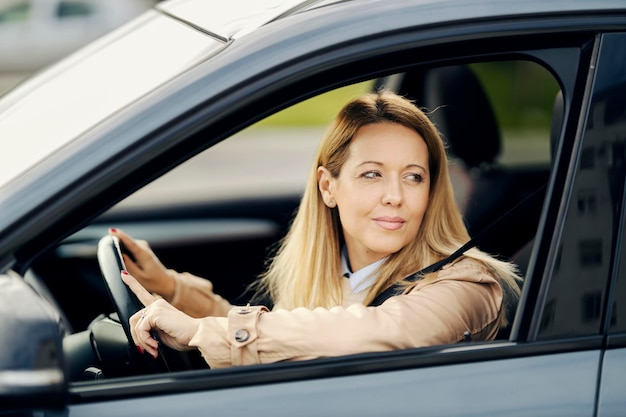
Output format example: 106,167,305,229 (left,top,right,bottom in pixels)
0,0,155,93
1,0,626,415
